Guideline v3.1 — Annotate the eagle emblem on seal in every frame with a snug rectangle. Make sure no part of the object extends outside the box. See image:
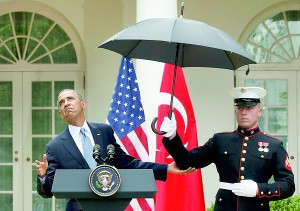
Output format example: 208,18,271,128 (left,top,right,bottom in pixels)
89,164,121,197
96,170,115,191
